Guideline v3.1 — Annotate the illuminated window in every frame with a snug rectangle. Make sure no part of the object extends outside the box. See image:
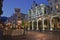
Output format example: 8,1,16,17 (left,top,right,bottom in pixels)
55,4,60,12
56,5,59,9
55,4,59,9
